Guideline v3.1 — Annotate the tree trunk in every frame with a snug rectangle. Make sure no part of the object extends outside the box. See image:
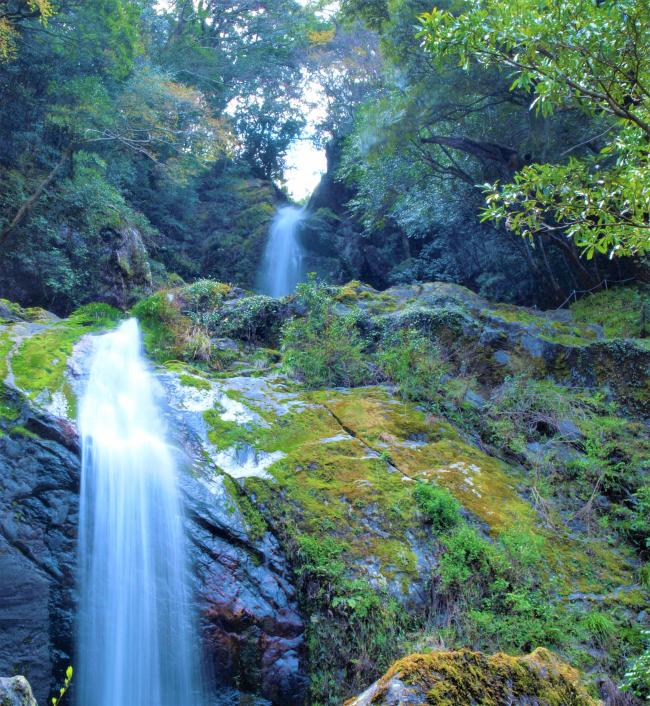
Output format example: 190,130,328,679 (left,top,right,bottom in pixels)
0,144,73,249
